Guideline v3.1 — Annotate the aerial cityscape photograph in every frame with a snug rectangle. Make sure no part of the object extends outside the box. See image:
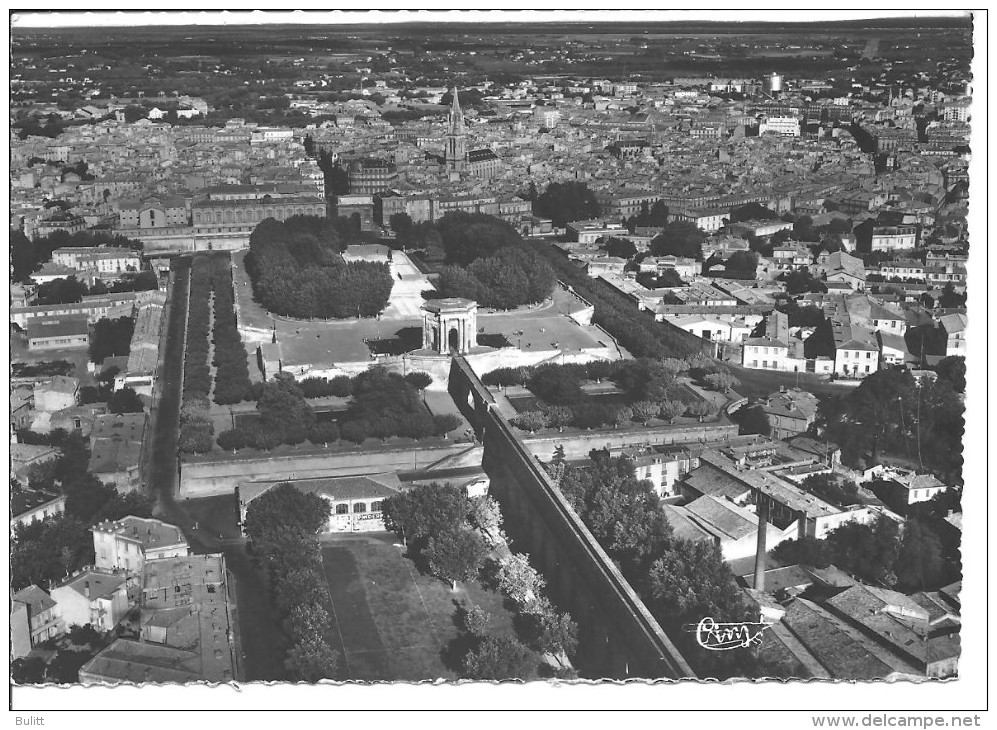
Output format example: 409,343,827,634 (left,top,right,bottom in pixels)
6,7,985,717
